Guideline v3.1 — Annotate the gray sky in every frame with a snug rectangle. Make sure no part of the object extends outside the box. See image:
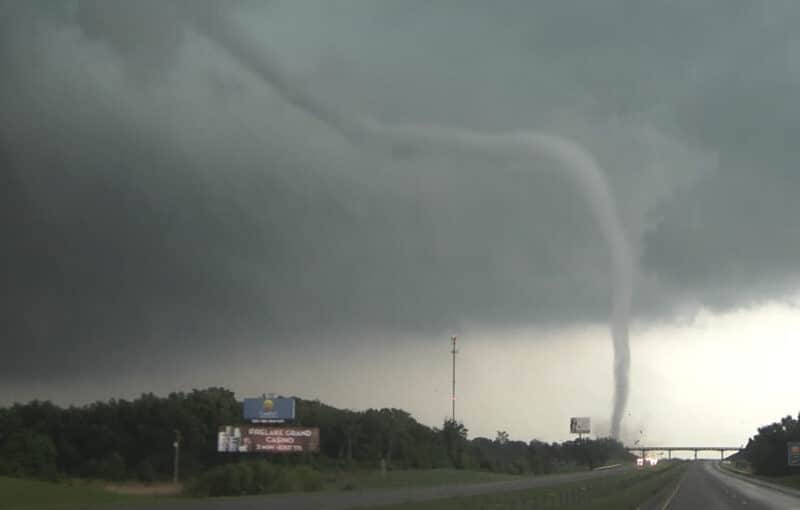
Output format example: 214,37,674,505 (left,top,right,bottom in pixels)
2,0,799,446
